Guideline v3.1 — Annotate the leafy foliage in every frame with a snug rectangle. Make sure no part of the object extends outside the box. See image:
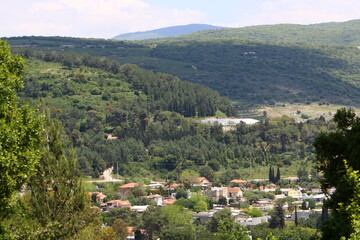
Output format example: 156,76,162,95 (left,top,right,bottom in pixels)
0,40,42,229
314,108,360,239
